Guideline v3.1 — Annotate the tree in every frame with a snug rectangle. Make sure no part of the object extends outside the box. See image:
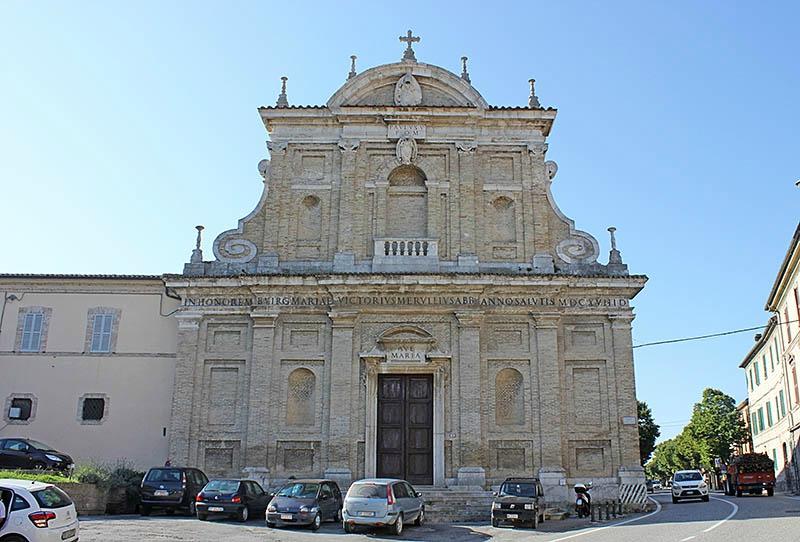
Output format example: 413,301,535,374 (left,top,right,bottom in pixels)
685,388,747,464
638,401,661,465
